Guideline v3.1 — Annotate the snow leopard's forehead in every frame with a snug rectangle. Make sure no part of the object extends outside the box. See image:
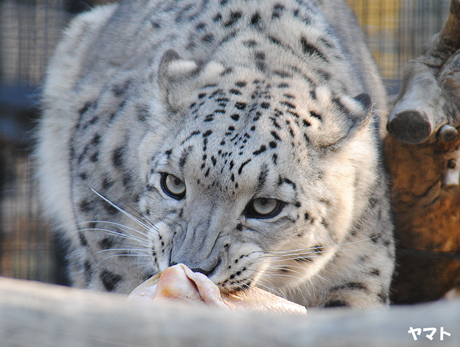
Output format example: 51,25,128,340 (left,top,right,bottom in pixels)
155,78,314,191
154,63,370,185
